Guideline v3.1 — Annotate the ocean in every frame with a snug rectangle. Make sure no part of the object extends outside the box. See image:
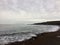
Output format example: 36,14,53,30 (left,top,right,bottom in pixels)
0,24,59,45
